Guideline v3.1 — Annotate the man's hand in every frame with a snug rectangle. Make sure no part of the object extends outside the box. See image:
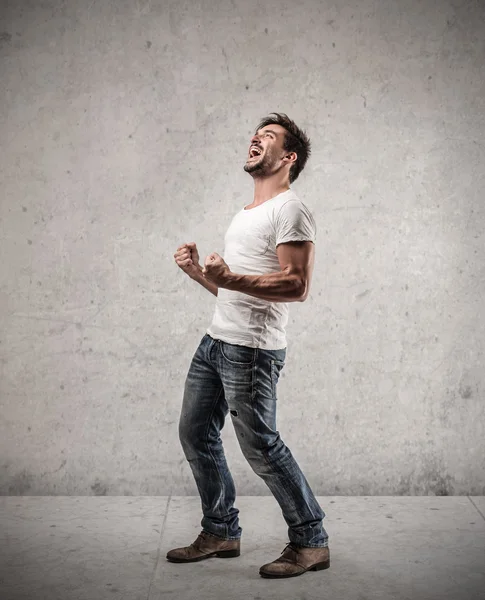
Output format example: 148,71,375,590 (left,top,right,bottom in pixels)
202,252,231,286
174,242,202,279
